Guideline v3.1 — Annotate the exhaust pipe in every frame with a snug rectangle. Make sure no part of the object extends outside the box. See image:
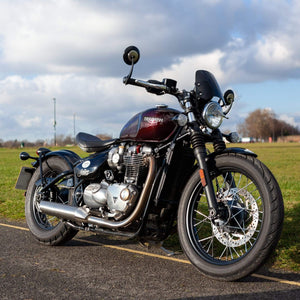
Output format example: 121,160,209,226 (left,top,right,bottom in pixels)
39,201,89,221
39,156,156,229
